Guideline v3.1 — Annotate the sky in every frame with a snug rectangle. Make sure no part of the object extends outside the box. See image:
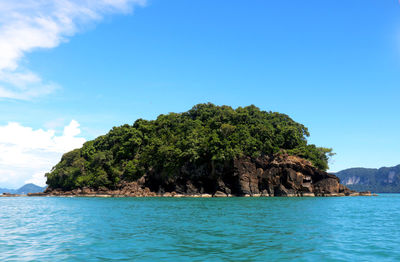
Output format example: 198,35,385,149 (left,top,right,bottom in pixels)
0,0,400,188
